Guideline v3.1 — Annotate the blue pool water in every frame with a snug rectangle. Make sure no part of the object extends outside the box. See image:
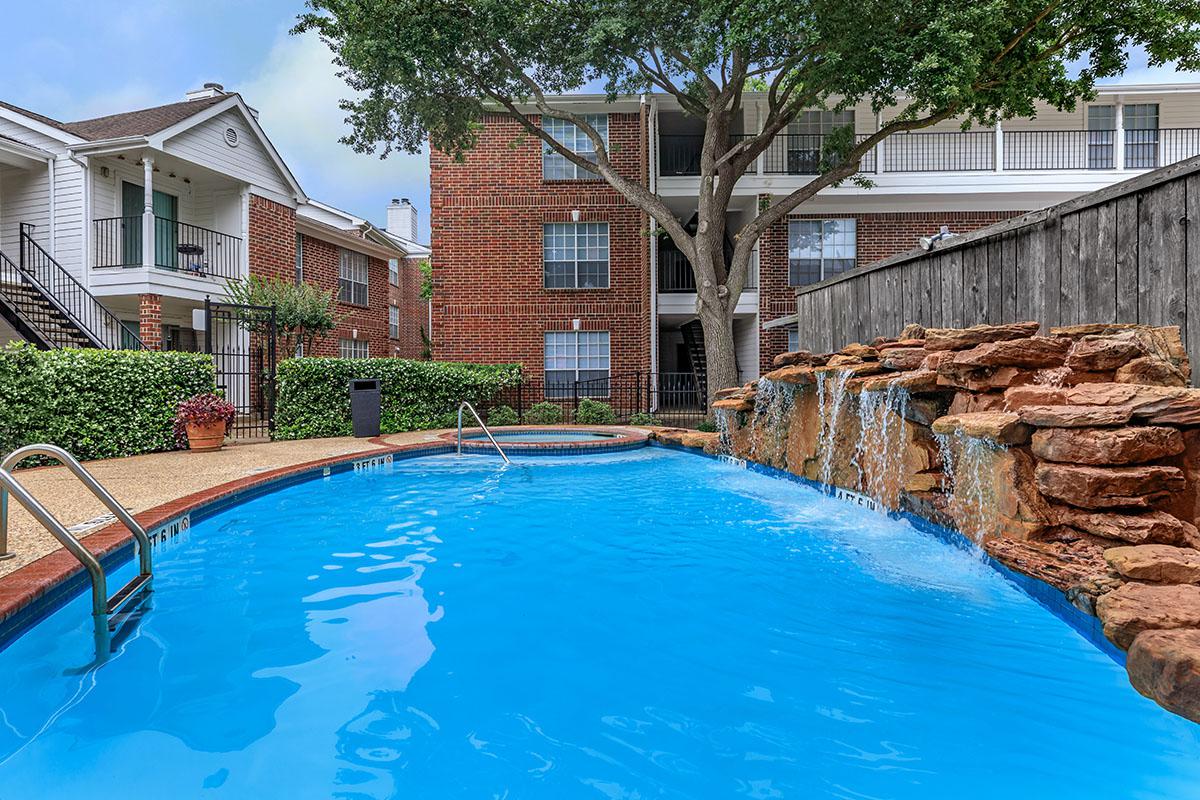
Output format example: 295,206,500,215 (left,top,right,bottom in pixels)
0,447,1198,798
466,430,618,442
